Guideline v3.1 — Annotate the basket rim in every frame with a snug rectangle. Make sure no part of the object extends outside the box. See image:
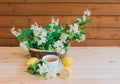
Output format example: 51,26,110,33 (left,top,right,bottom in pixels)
29,48,56,53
